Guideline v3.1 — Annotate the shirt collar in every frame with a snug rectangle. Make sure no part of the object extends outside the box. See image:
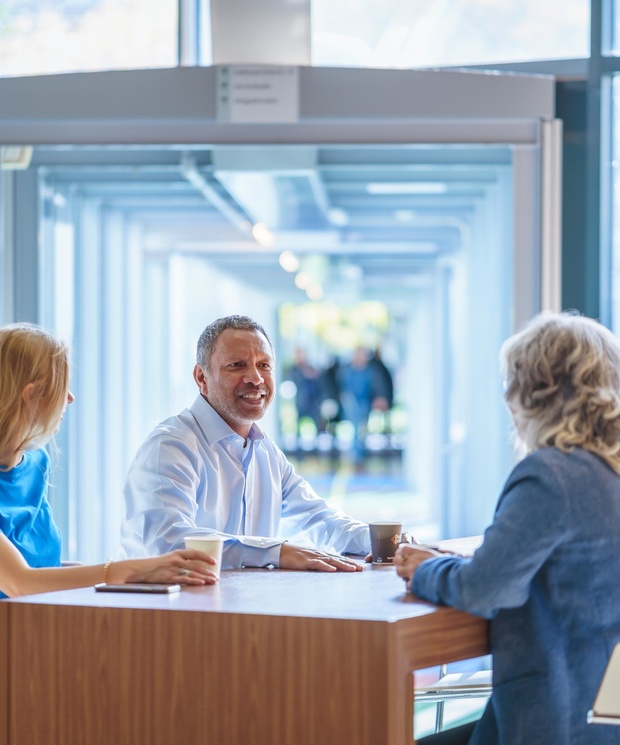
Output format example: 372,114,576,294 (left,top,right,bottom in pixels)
189,394,265,445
